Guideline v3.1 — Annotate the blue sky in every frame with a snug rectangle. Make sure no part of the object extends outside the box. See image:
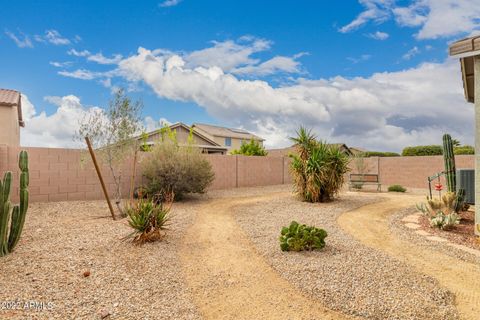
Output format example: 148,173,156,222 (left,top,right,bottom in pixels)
1,0,479,150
